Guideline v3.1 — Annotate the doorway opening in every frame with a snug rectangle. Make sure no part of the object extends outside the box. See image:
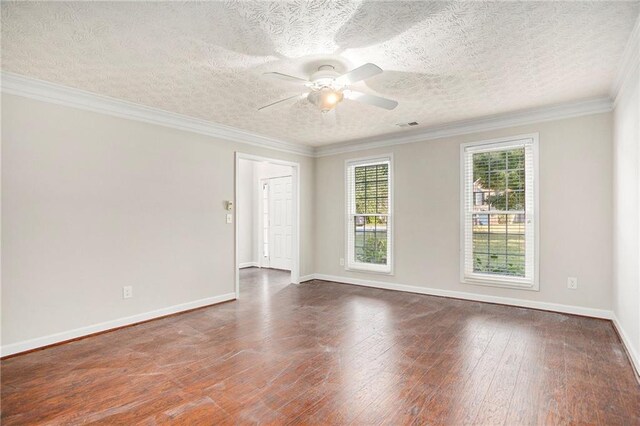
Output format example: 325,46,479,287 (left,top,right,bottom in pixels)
235,153,300,299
